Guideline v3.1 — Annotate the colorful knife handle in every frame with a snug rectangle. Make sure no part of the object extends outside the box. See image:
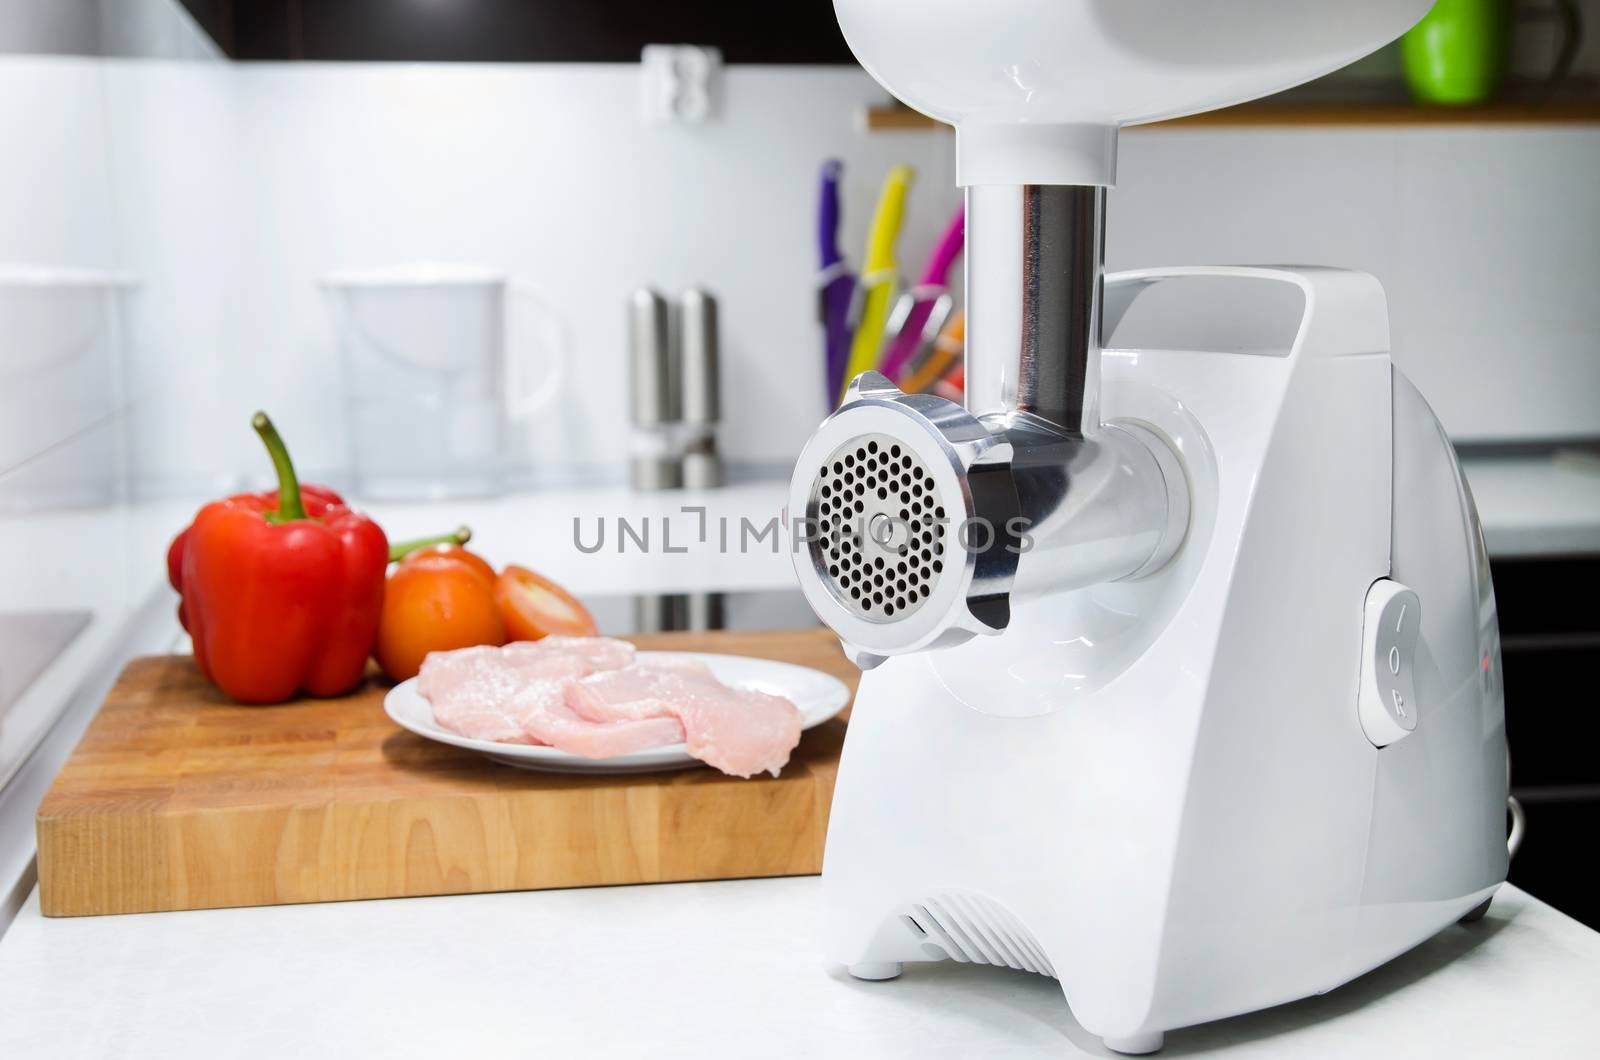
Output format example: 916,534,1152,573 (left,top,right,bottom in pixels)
919,204,965,286
819,159,843,268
